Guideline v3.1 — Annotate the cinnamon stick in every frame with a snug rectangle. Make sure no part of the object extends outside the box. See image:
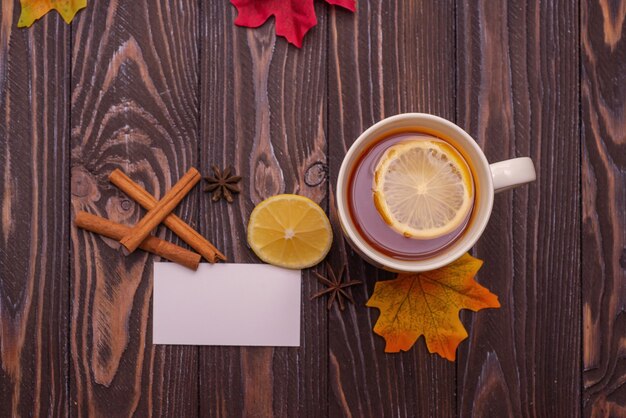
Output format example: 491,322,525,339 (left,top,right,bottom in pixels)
109,169,226,262
119,168,201,253
75,211,201,270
